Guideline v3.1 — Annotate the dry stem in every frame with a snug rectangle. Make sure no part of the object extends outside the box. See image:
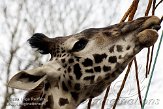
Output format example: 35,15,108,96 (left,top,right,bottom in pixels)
87,98,93,109
120,1,135,23
134,58,143,108
101,85,111,109
112,61,133,109
128,0,139,21
146,48,150,78
145,0,153,16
